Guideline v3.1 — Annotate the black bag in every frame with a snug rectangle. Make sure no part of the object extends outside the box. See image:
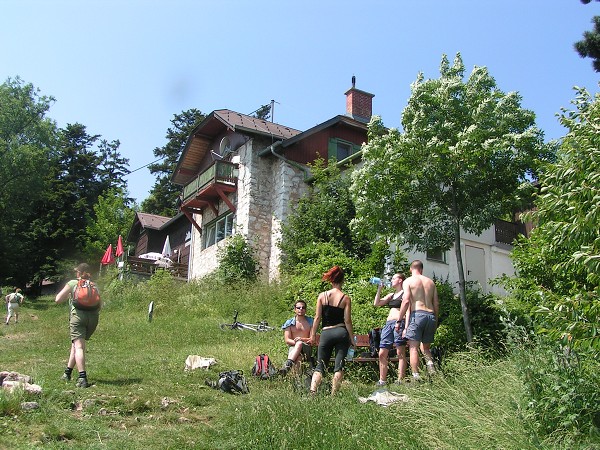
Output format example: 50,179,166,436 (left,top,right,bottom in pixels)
215,370,249,394
368,328,381,358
